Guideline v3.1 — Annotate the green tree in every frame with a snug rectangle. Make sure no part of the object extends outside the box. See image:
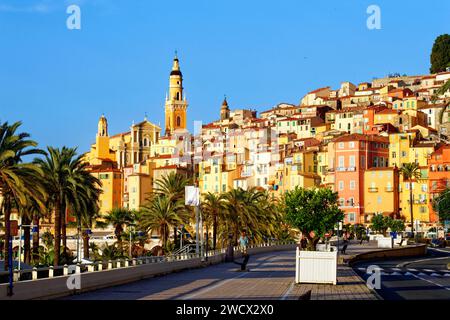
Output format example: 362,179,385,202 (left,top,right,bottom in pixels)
103,208,134,253
153,172,191,244
430,34,450,73
400,163,422,238
34,146,83,266
0,121,45,271
371,214,392,236
139,196,186,250
433,188,450,221
389,219,405,233
201,192,225,250
284,187,344,251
